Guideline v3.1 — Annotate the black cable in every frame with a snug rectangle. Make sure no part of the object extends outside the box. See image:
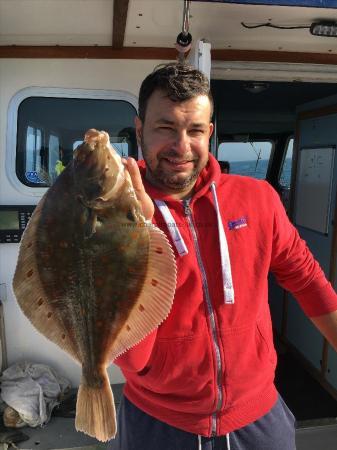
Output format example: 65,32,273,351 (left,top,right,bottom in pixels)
241,21,310,30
